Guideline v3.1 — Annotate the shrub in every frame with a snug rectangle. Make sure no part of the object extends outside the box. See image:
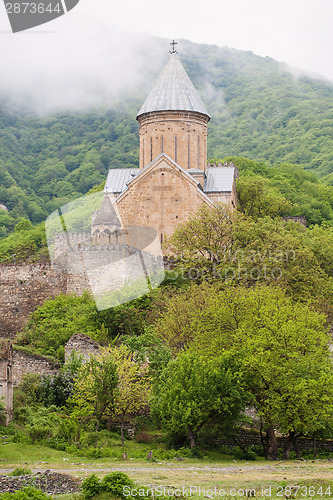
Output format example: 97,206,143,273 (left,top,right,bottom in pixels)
9,467,32,476
81,474,101,499
0,487,50,499
135,431,154,444
233,447,257,461
82,472,134,500
101,472,134,497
